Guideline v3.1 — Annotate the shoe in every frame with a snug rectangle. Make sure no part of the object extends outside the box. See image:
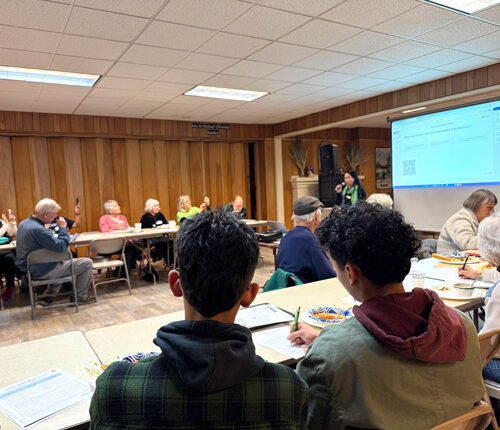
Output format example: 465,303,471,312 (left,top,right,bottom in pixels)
69,296,96,306
38,296,53,307
2,288,13,301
